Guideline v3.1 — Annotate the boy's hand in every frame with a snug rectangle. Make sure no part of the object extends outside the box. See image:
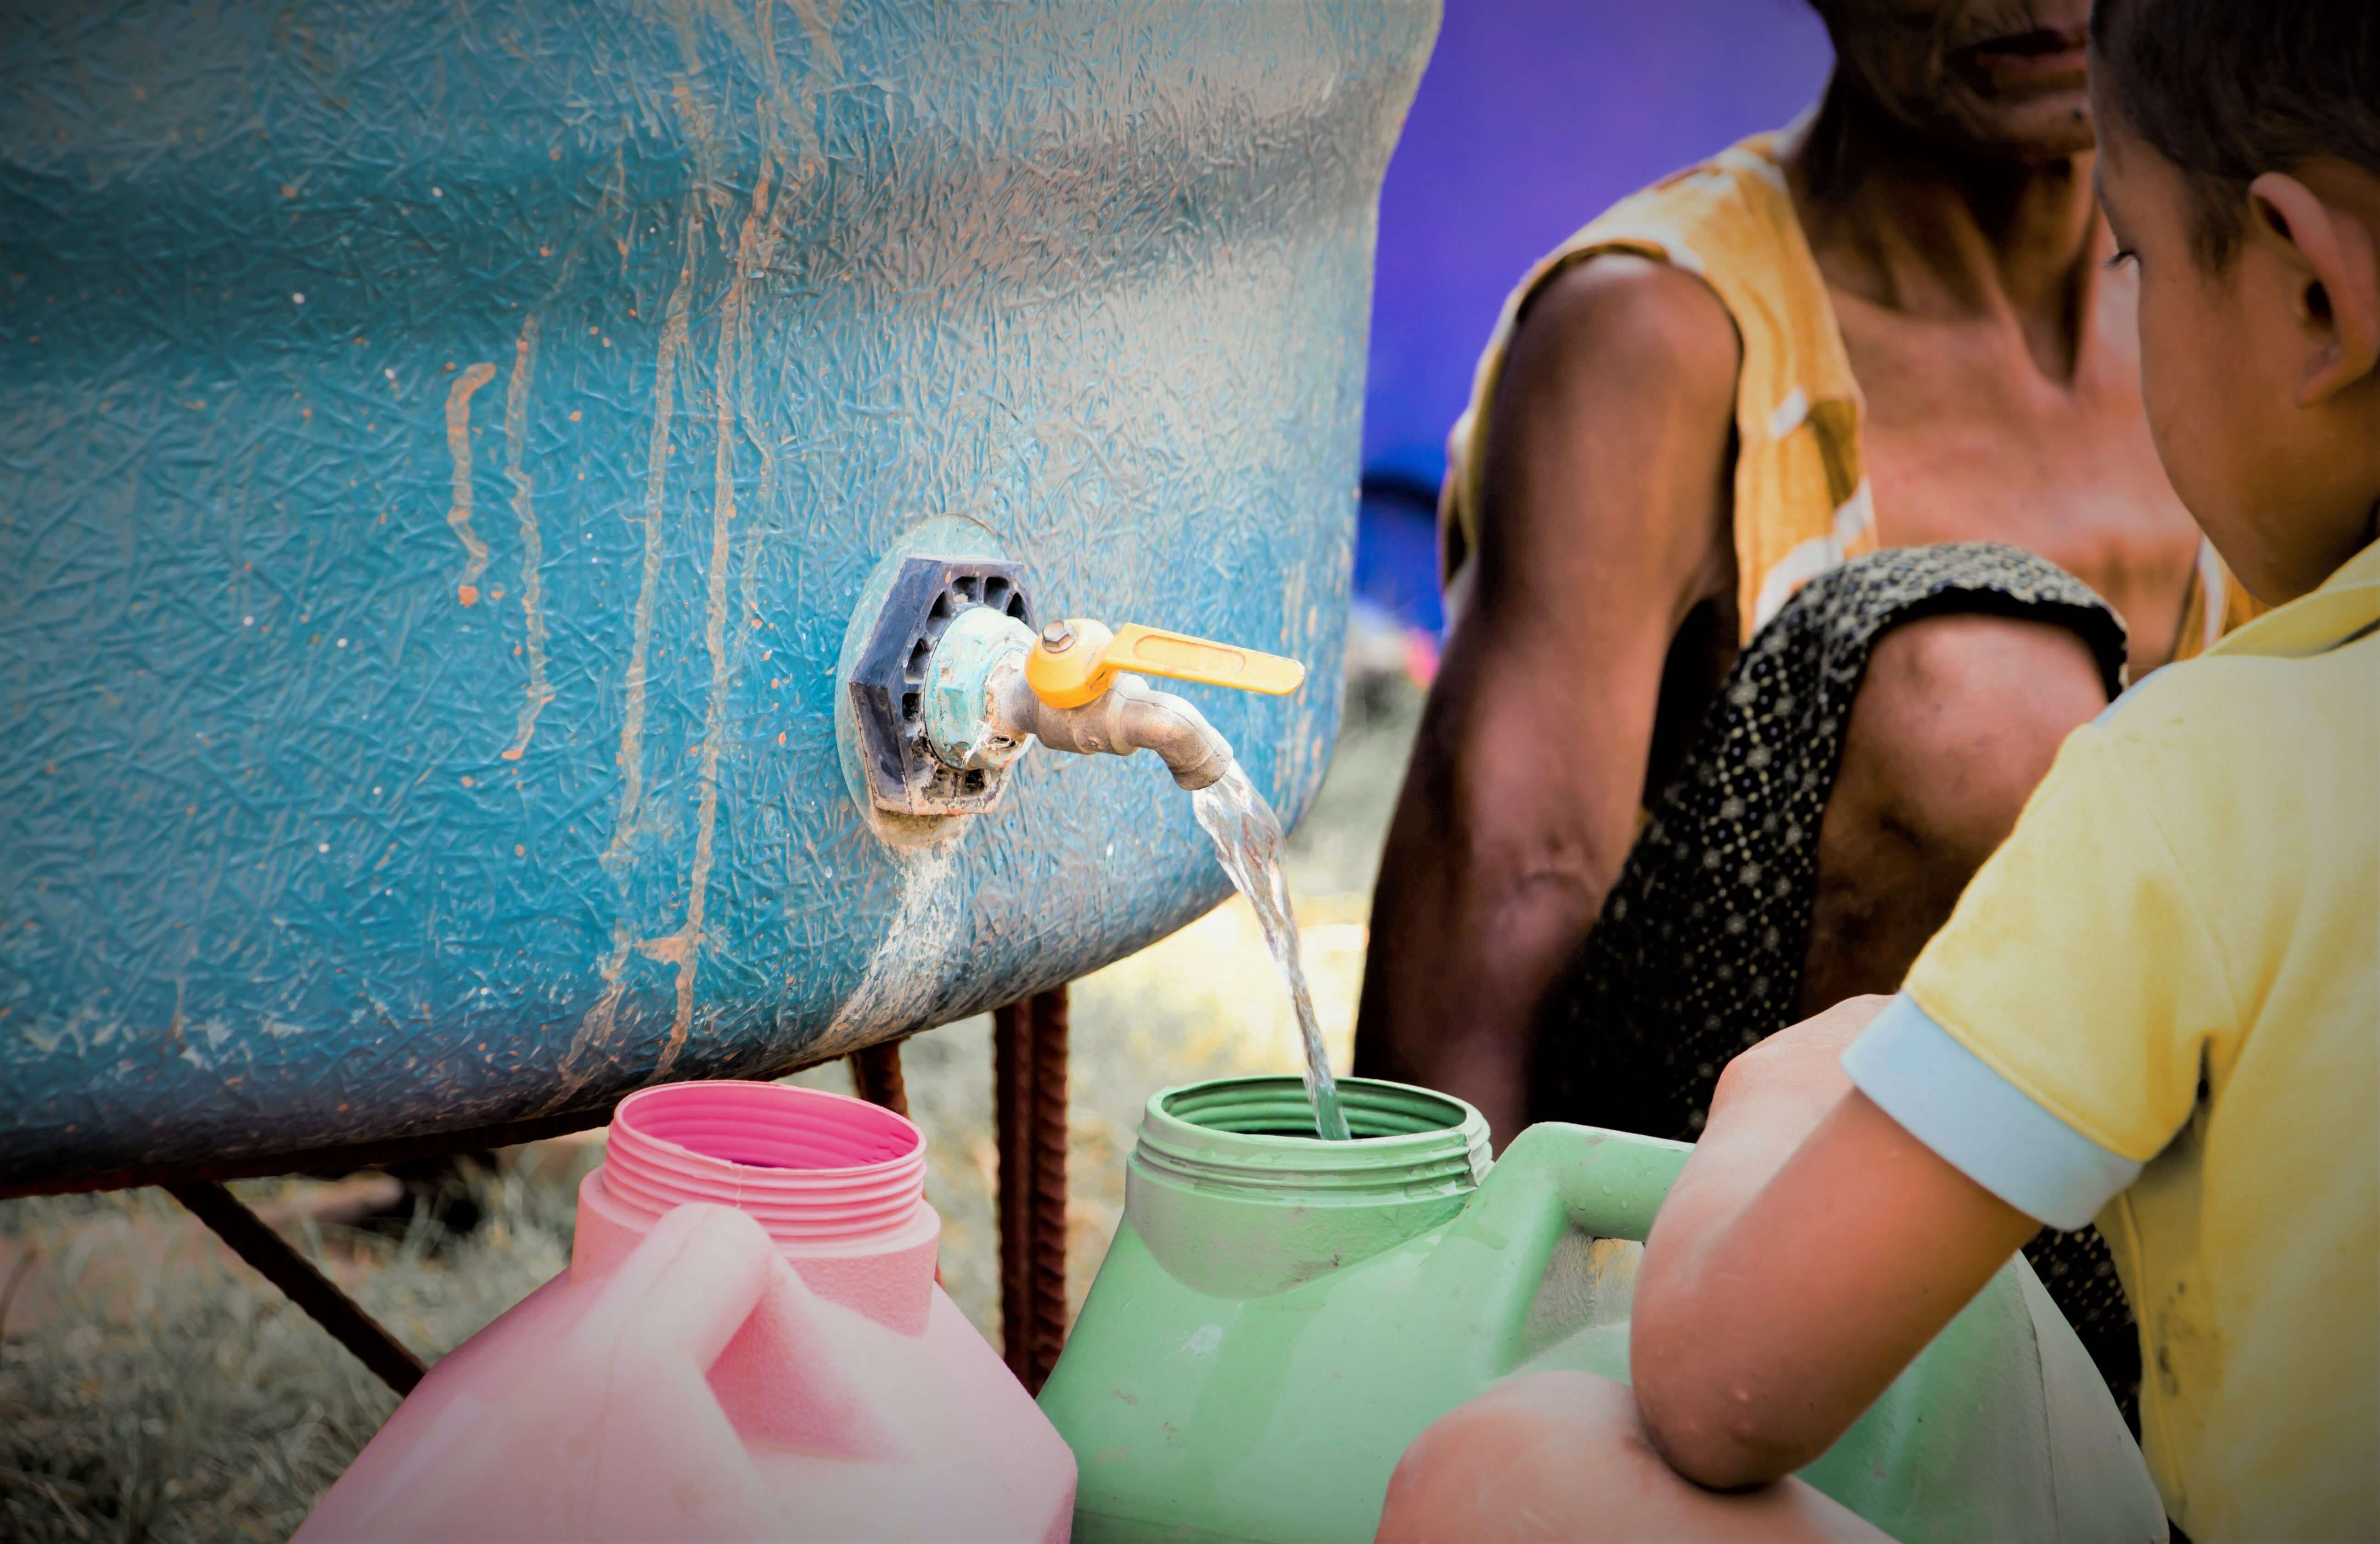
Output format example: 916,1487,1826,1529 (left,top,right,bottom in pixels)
1641,996,1890,1270
1627,997,2043,1491
1703,993,1890,1132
